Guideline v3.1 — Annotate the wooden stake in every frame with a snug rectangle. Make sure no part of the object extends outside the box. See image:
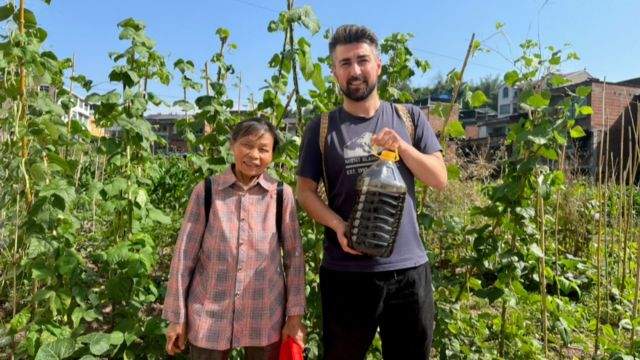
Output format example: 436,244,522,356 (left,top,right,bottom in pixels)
594,79,607,358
